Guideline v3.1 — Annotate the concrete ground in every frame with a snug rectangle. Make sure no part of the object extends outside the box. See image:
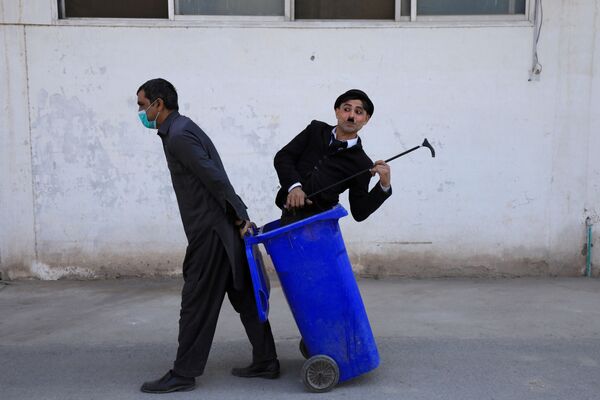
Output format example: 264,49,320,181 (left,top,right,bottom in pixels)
1,277,599,400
